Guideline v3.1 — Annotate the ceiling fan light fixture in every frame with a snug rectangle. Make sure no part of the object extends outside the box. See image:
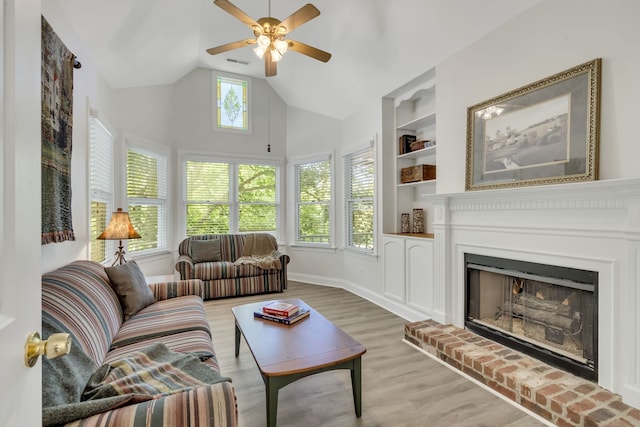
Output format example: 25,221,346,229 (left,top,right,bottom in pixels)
270,48,283,62
273,39,288,55
253,45,267,59
257,35,271,49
